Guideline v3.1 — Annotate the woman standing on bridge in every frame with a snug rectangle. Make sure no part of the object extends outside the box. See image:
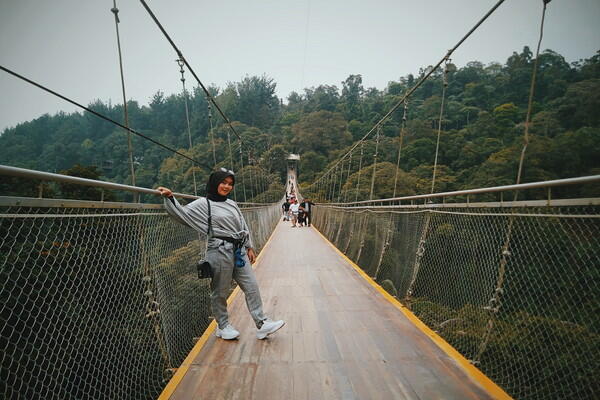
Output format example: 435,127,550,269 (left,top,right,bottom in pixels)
156,168,285,340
